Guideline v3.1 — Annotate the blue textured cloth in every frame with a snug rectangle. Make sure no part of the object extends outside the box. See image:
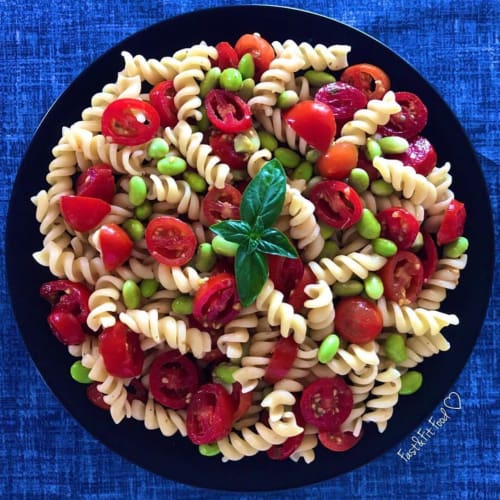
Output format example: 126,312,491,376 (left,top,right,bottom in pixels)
1,0,498,498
